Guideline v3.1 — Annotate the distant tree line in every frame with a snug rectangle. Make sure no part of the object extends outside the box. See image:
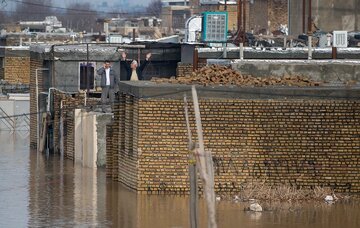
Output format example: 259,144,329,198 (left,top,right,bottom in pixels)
0,0,156,32
0,0,164,32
